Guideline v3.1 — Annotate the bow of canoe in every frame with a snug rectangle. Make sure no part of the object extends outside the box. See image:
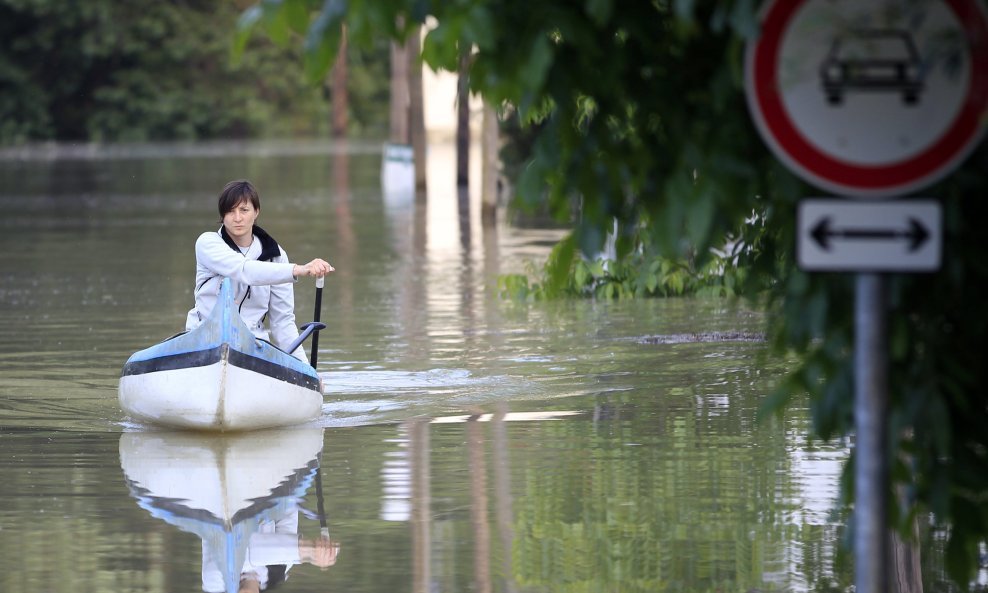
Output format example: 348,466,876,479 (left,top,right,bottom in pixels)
119,278,323,431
